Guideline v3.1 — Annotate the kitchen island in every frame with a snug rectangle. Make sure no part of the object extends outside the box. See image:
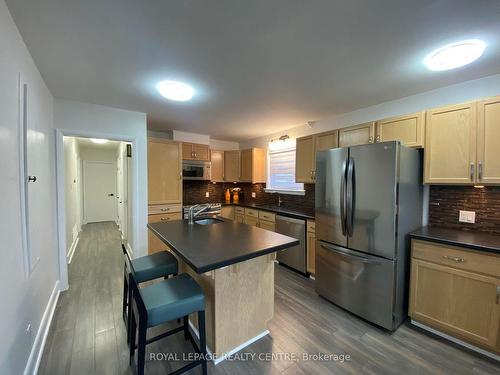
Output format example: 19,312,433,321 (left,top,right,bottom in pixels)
148,217,299,363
